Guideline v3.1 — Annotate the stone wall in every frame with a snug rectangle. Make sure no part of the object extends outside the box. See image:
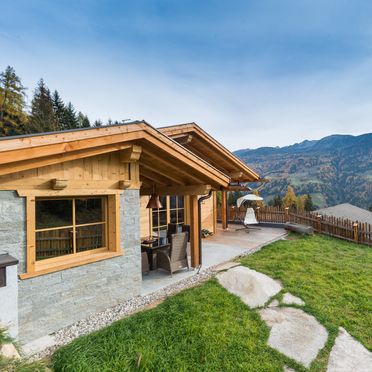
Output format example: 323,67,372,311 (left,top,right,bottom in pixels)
0,190,141,343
